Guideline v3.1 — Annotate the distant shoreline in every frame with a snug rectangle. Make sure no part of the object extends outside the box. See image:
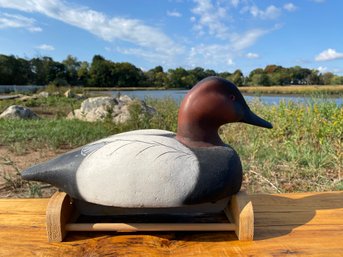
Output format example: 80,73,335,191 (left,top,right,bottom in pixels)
84,85,343,96
1,85,342,96
238,85,343,96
